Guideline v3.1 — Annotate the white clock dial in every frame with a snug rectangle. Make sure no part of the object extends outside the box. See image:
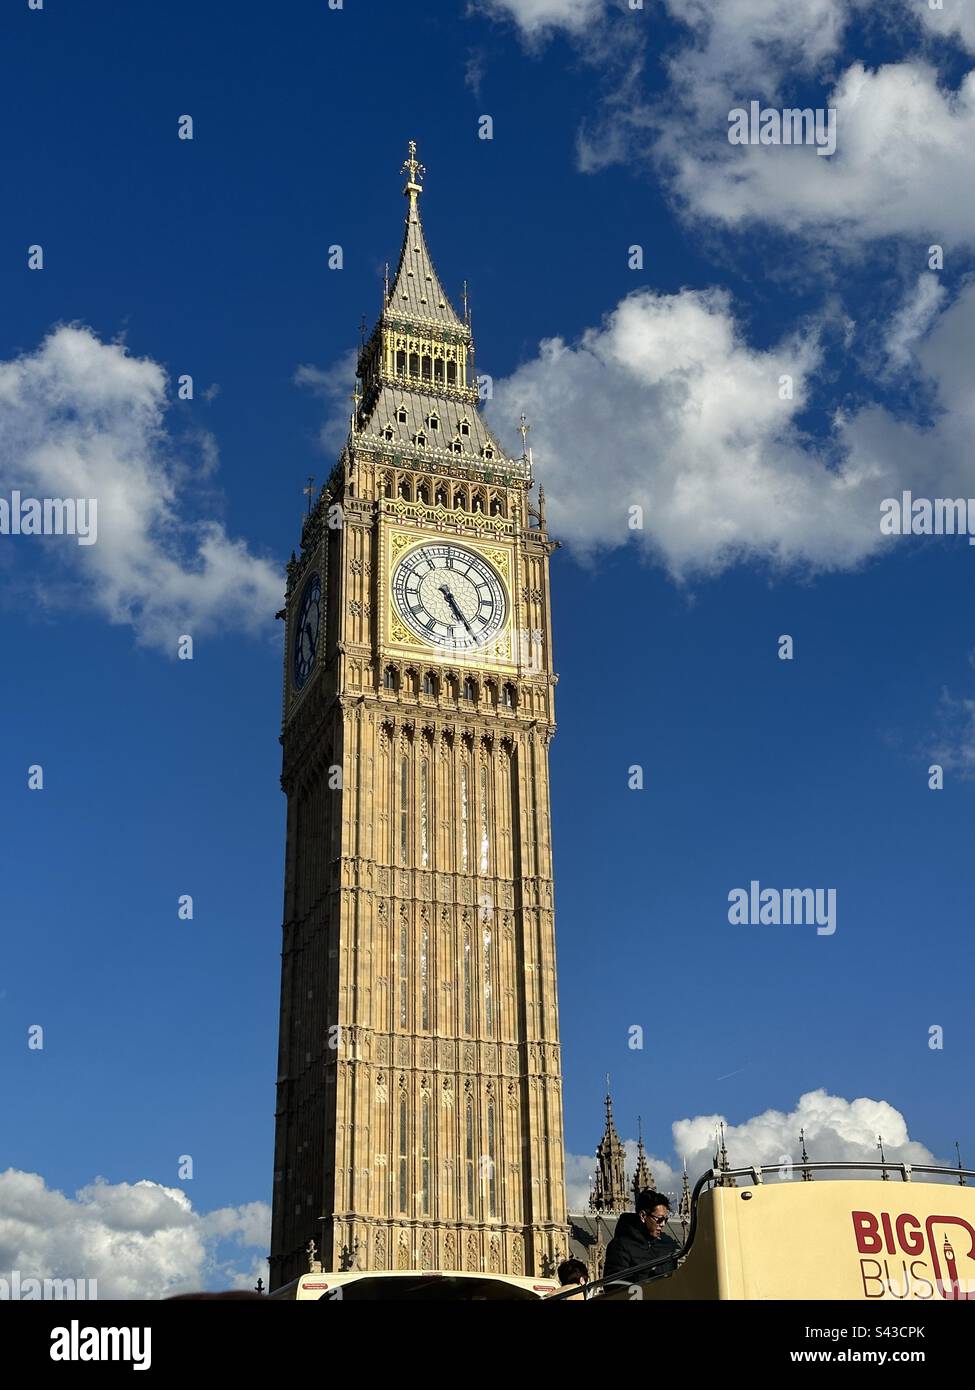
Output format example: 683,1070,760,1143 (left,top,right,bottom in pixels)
392,543,506,650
